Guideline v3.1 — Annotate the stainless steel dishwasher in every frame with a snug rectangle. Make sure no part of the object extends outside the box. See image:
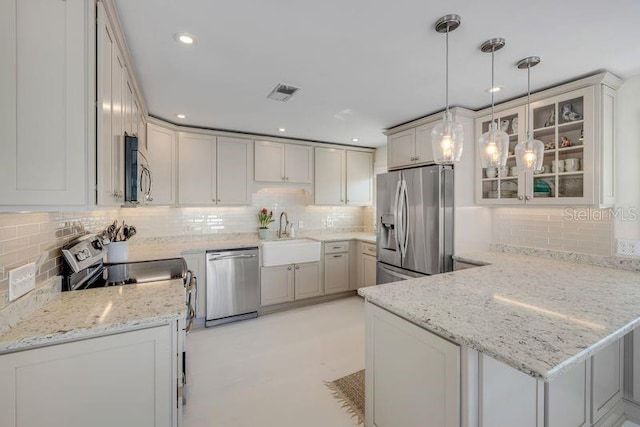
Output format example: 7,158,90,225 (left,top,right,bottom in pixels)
206,247,259,327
